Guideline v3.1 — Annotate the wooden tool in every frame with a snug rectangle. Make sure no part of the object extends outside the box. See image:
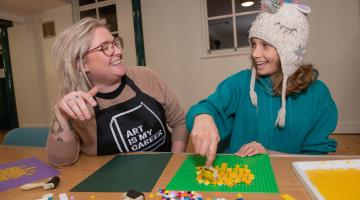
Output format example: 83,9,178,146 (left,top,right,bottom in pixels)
20,176,60,191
